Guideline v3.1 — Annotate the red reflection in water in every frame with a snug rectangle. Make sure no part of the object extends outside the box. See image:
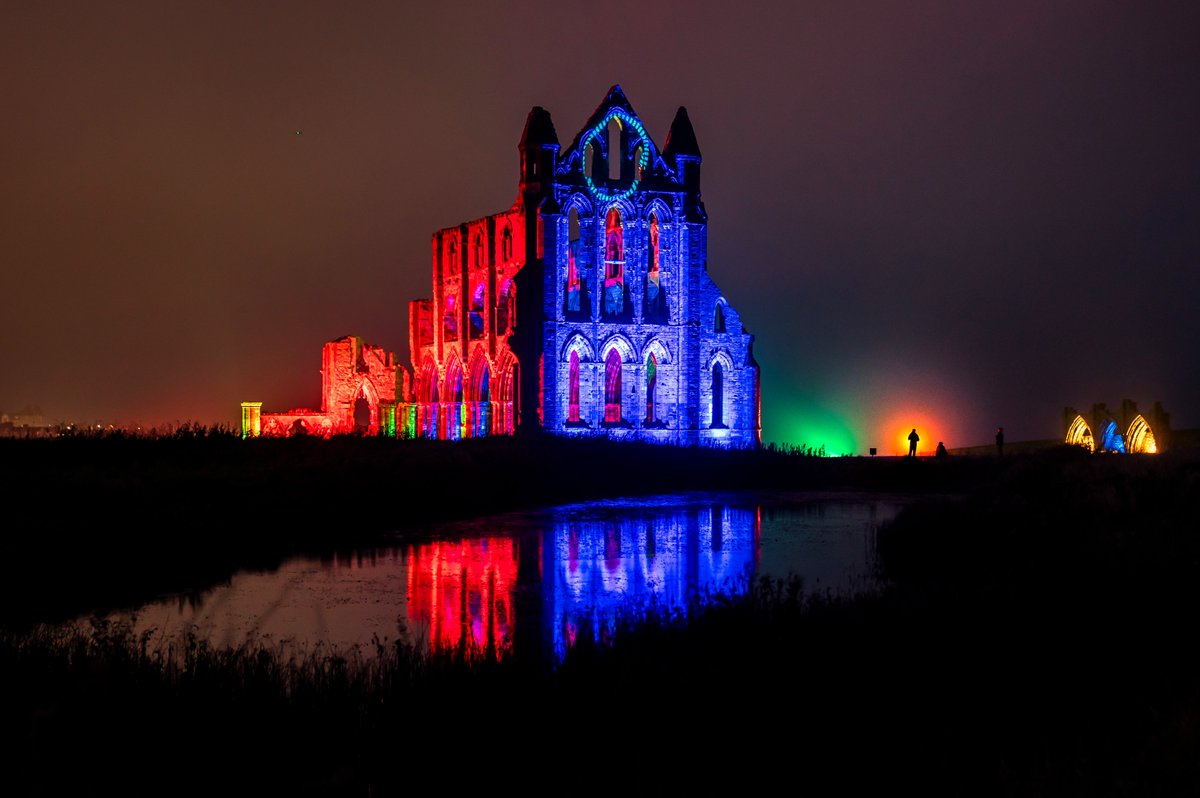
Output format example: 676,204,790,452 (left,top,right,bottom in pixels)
405,538,518,654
